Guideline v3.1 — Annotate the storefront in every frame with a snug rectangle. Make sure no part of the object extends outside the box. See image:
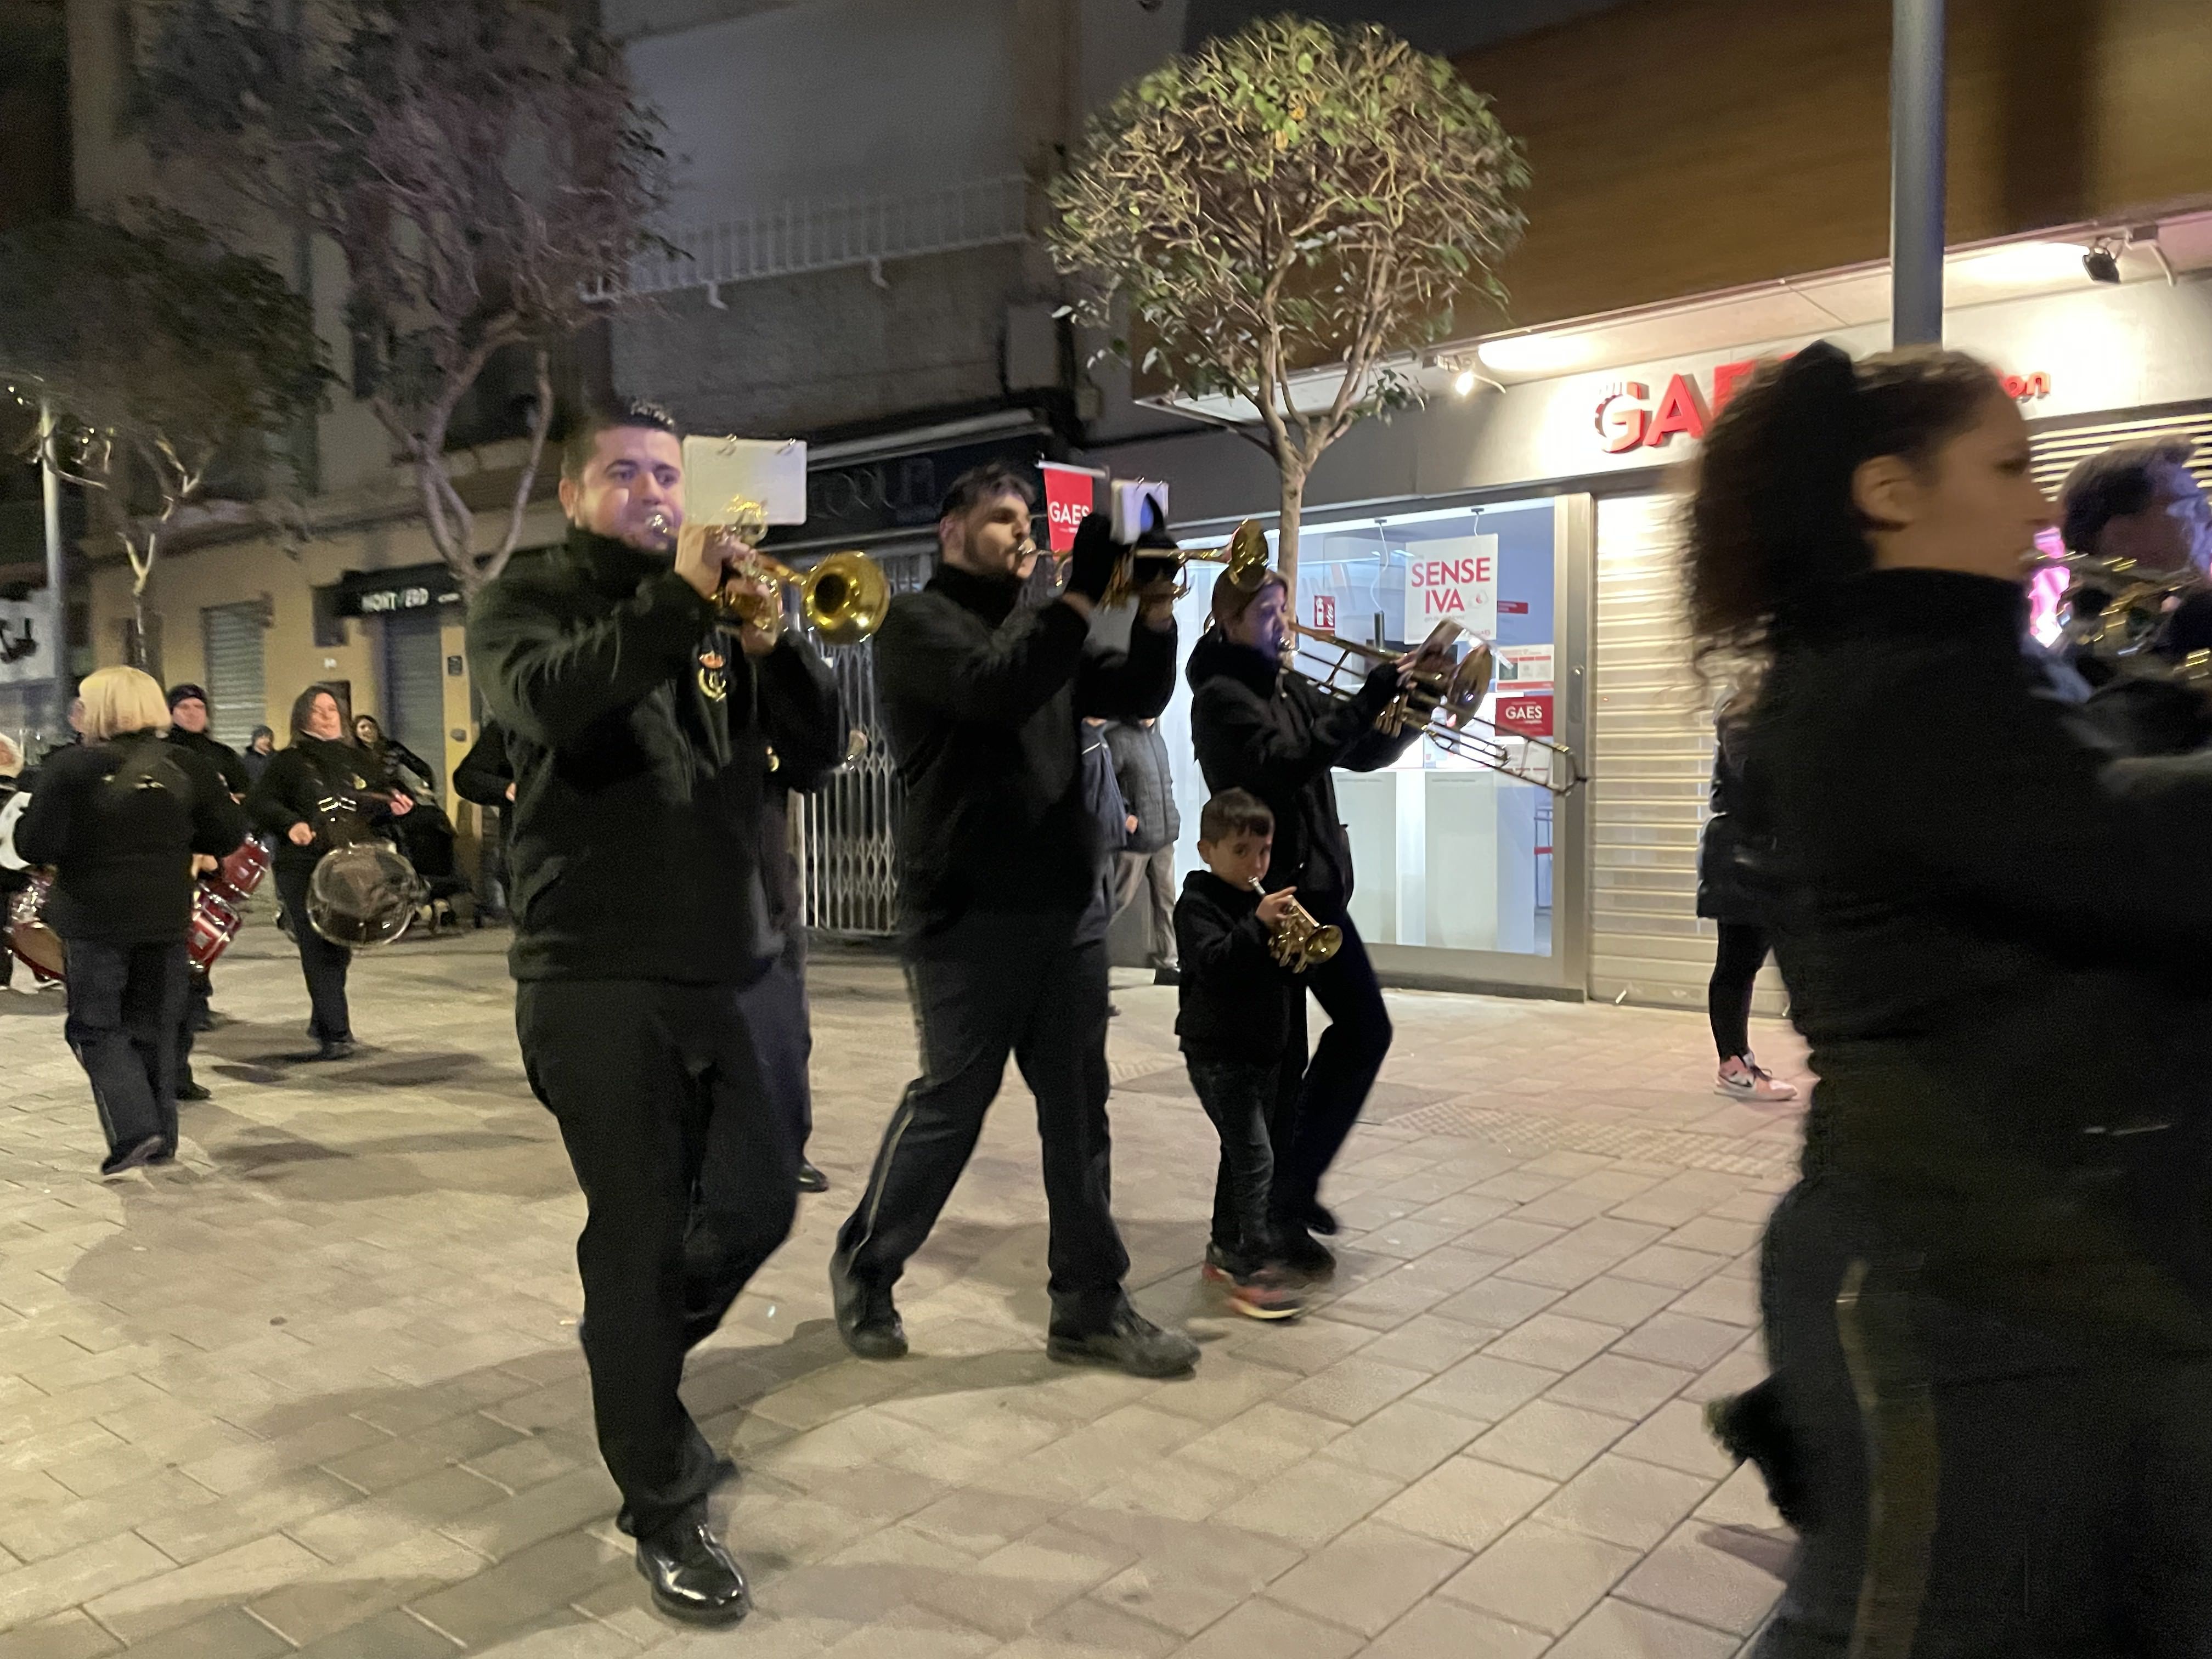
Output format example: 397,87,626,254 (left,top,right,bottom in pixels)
1089,268,2212,1006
